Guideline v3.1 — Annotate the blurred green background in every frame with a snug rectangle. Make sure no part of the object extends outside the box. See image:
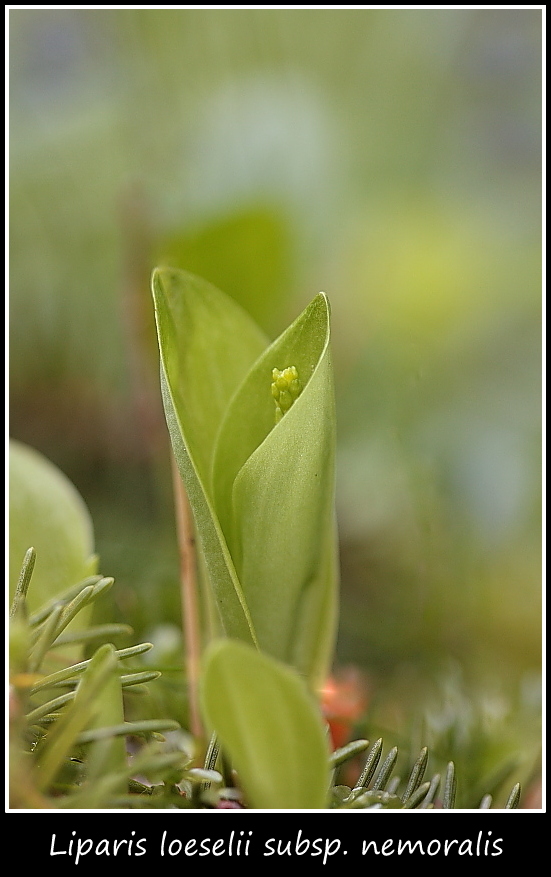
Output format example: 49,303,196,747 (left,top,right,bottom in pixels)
9,8,542,798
